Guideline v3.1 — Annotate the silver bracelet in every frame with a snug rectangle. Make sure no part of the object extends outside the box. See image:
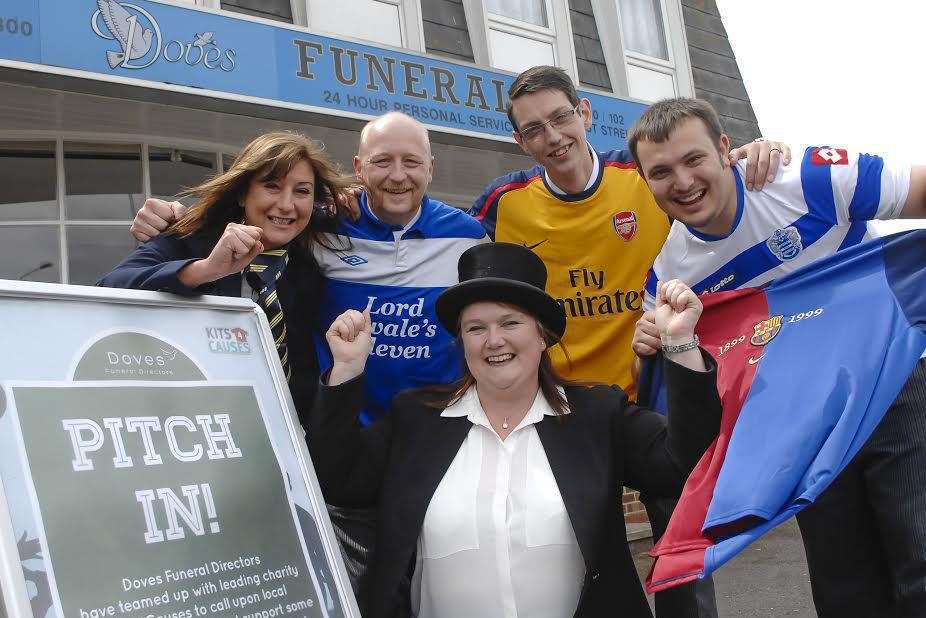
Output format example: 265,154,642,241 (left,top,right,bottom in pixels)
662,334,699,355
